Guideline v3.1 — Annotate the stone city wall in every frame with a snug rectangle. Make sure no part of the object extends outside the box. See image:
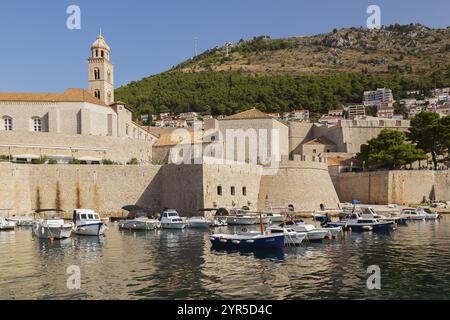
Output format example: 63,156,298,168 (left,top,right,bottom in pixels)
0,131,153,164
258,156,341,211
337,170,450,204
